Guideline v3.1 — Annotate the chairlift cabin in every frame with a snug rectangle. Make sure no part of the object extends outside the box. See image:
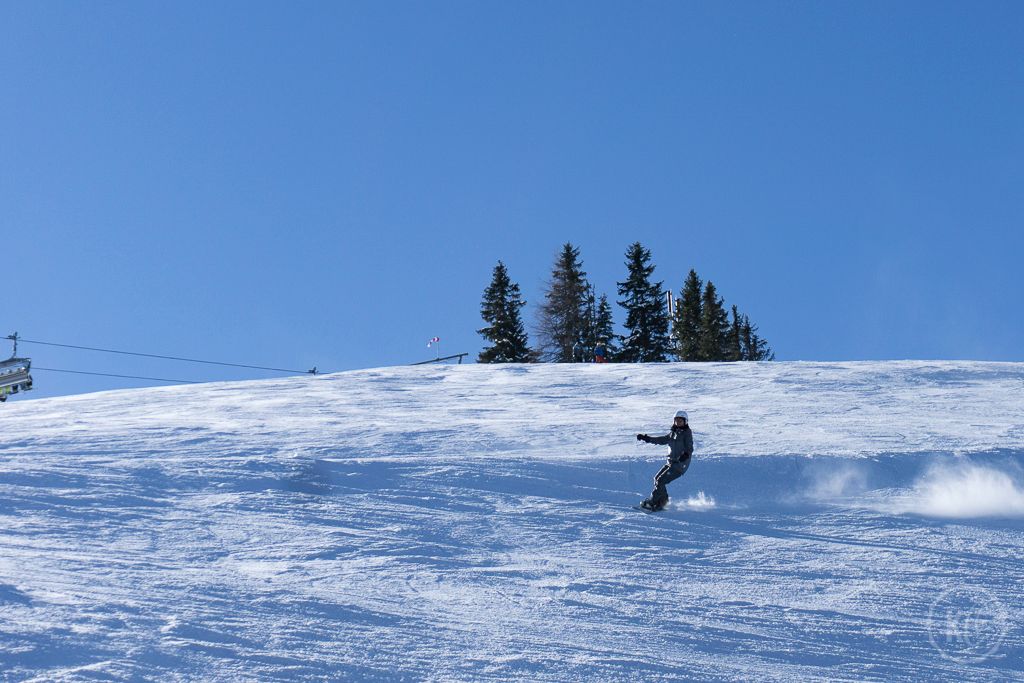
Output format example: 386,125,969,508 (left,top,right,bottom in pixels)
1,333,33,402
